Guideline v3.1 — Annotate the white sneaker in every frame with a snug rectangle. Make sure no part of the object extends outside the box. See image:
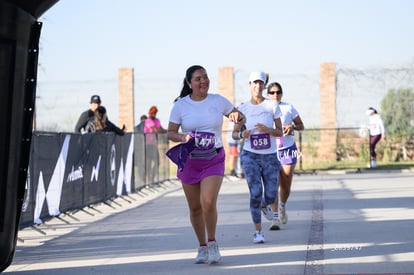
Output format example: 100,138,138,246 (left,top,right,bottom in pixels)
207,241,221,264
253,231,265,243
195,246,208,264
261,205,273,221
370,160,377,168
269,219,281,231
279,207,288,224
